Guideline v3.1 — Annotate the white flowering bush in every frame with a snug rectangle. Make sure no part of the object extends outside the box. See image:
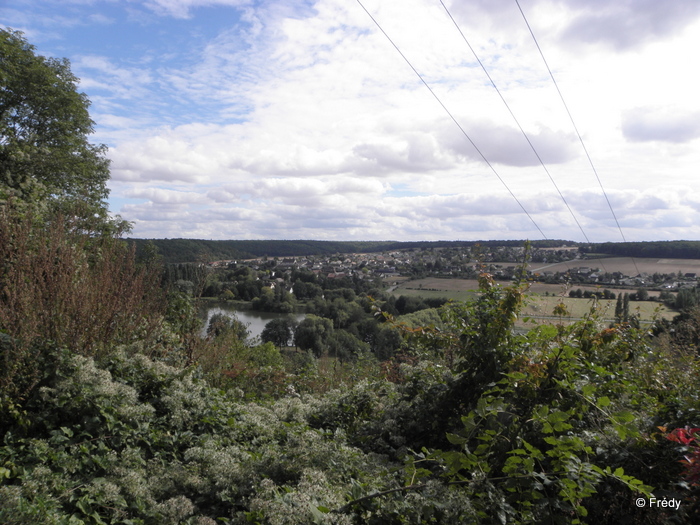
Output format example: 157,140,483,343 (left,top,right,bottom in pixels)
0,348,420,524
4,282,700,524
248,470,353,525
